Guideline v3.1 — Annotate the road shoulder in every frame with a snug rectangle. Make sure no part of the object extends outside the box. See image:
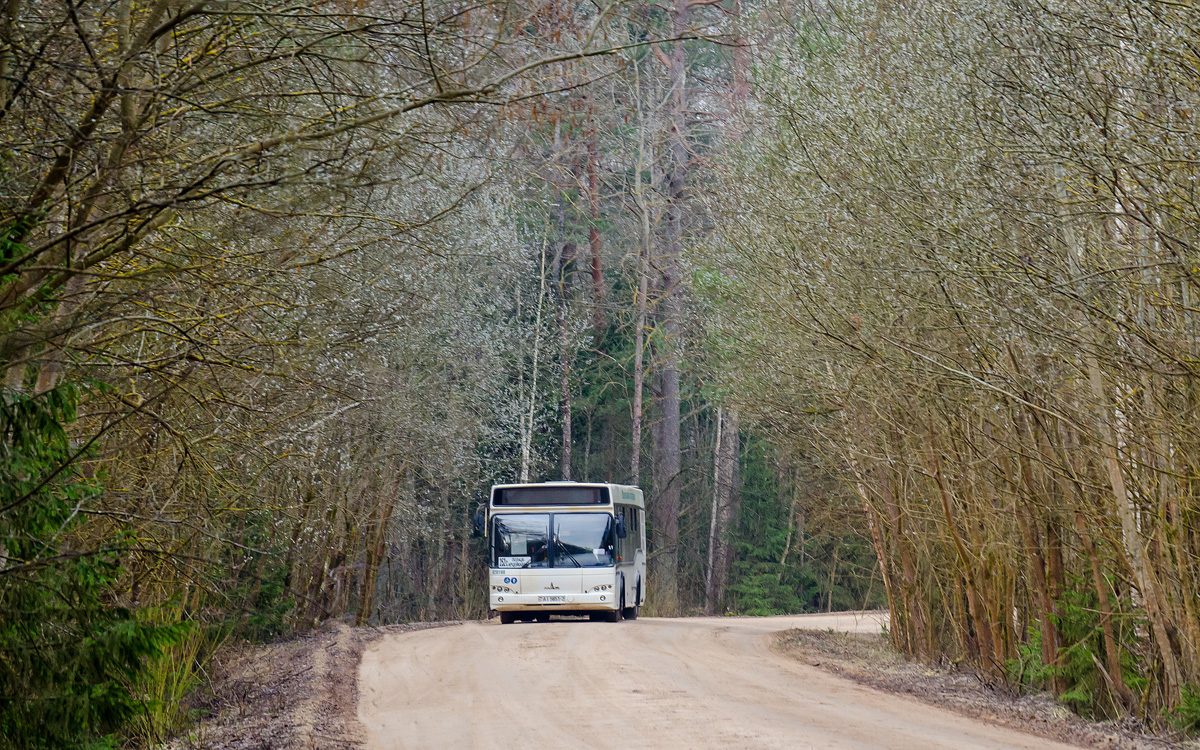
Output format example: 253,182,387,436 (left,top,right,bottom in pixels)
169,621,455,750
778,629,1187,750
